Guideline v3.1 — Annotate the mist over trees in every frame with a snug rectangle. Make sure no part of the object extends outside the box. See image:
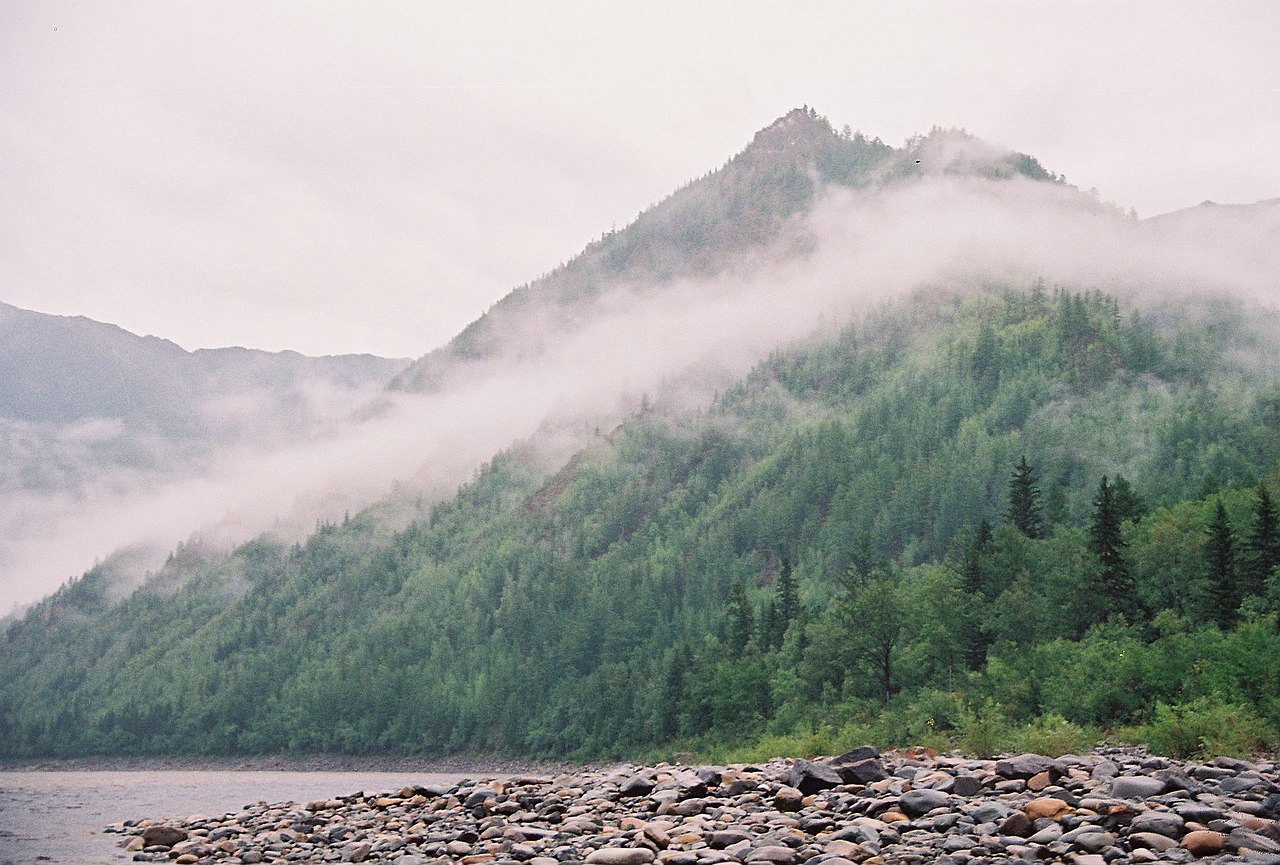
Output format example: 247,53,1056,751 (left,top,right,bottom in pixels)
4,284,1280,760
